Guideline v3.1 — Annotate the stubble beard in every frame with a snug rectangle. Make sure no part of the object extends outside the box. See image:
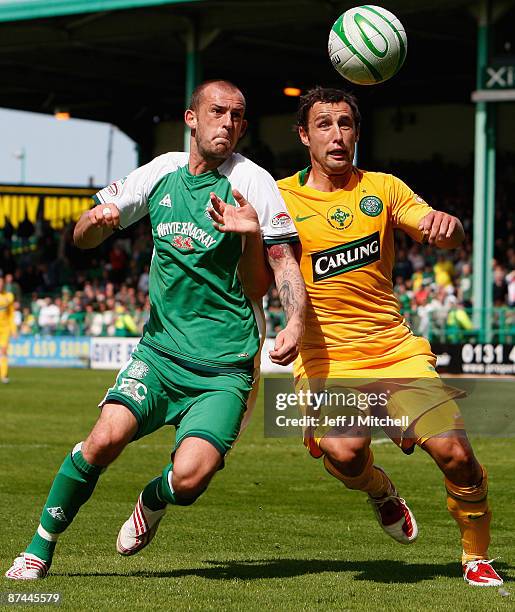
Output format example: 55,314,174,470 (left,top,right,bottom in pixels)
196,134,234,163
